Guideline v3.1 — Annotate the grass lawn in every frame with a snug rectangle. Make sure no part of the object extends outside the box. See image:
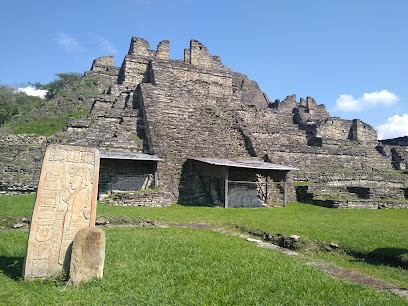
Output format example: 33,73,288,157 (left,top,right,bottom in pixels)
1,228,405,305
0,194,36,217
0,195,407,304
